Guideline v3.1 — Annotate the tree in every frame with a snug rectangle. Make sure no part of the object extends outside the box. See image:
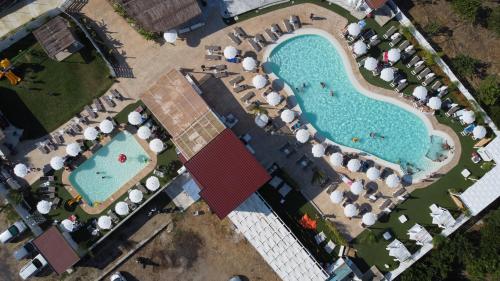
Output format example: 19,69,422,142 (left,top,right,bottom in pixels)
451,0,482,23
488,6,500,36
478,75,499,106
432,234,447,249
451,54,481,78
